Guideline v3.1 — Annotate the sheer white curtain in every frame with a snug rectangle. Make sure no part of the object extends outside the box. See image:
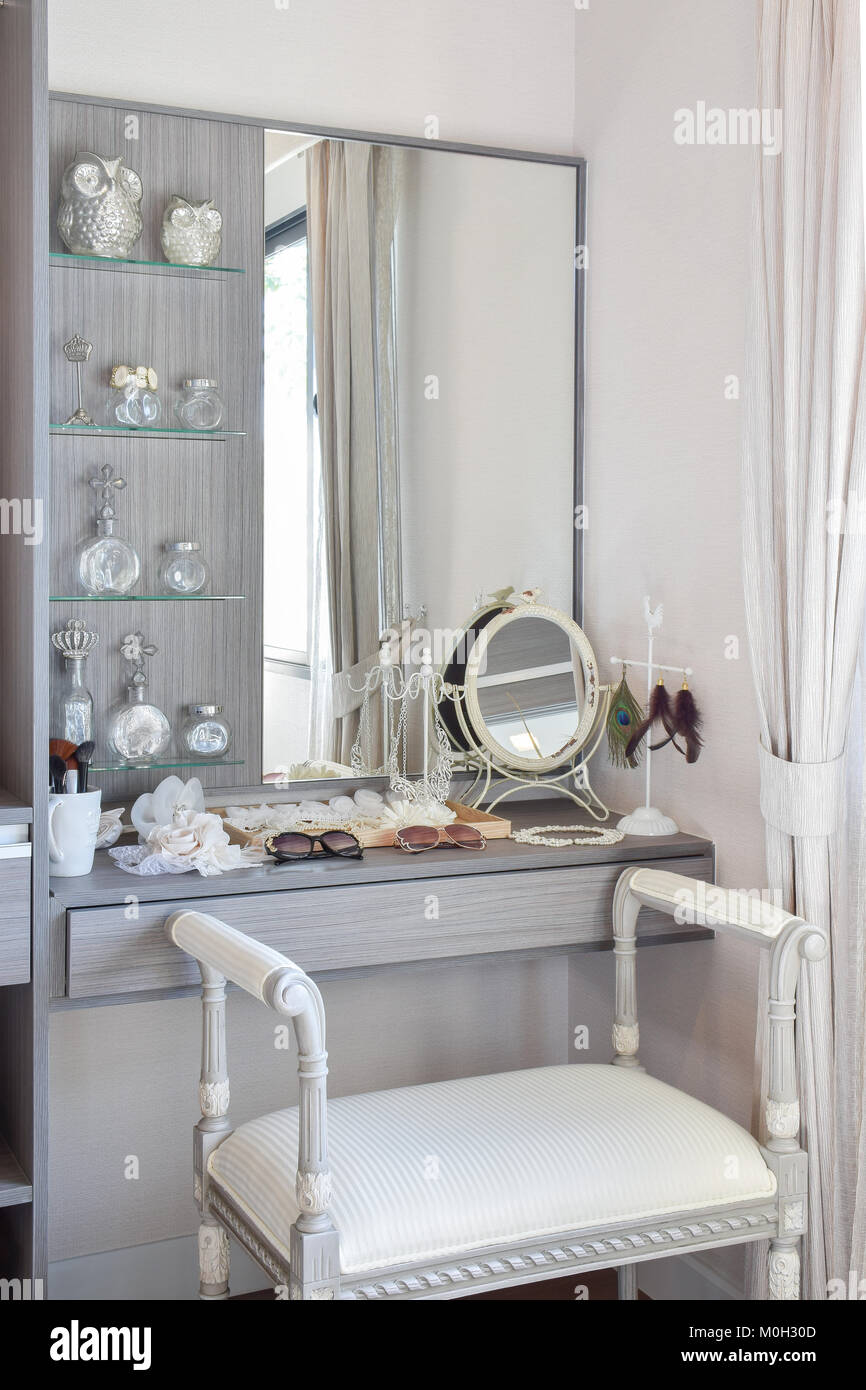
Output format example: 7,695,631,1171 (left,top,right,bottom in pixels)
306,140,402,765
743,0,866,1298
